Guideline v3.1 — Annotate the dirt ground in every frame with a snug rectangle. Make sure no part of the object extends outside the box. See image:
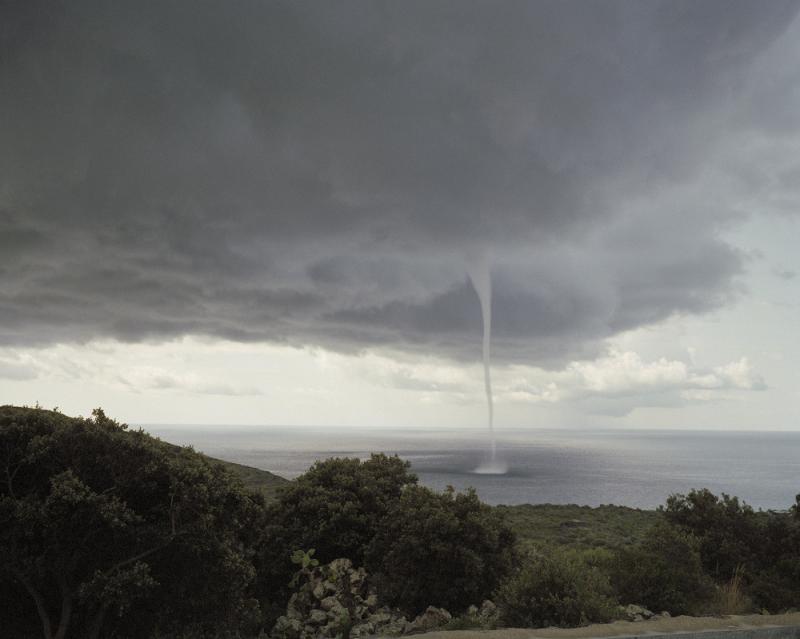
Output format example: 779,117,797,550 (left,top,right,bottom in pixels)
419,612,800,639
